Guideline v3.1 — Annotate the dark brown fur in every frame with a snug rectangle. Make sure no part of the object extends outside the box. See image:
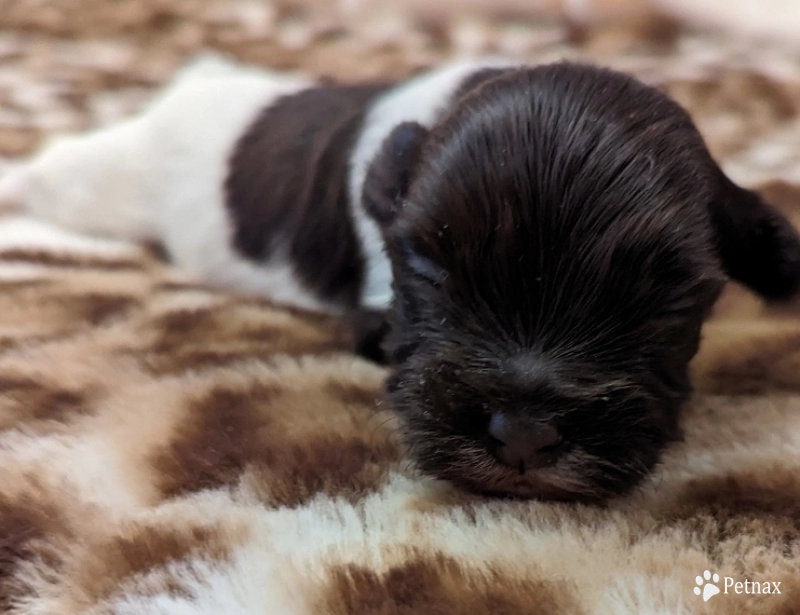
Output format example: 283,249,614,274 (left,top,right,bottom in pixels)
362,63,800,500
225,82,390,309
